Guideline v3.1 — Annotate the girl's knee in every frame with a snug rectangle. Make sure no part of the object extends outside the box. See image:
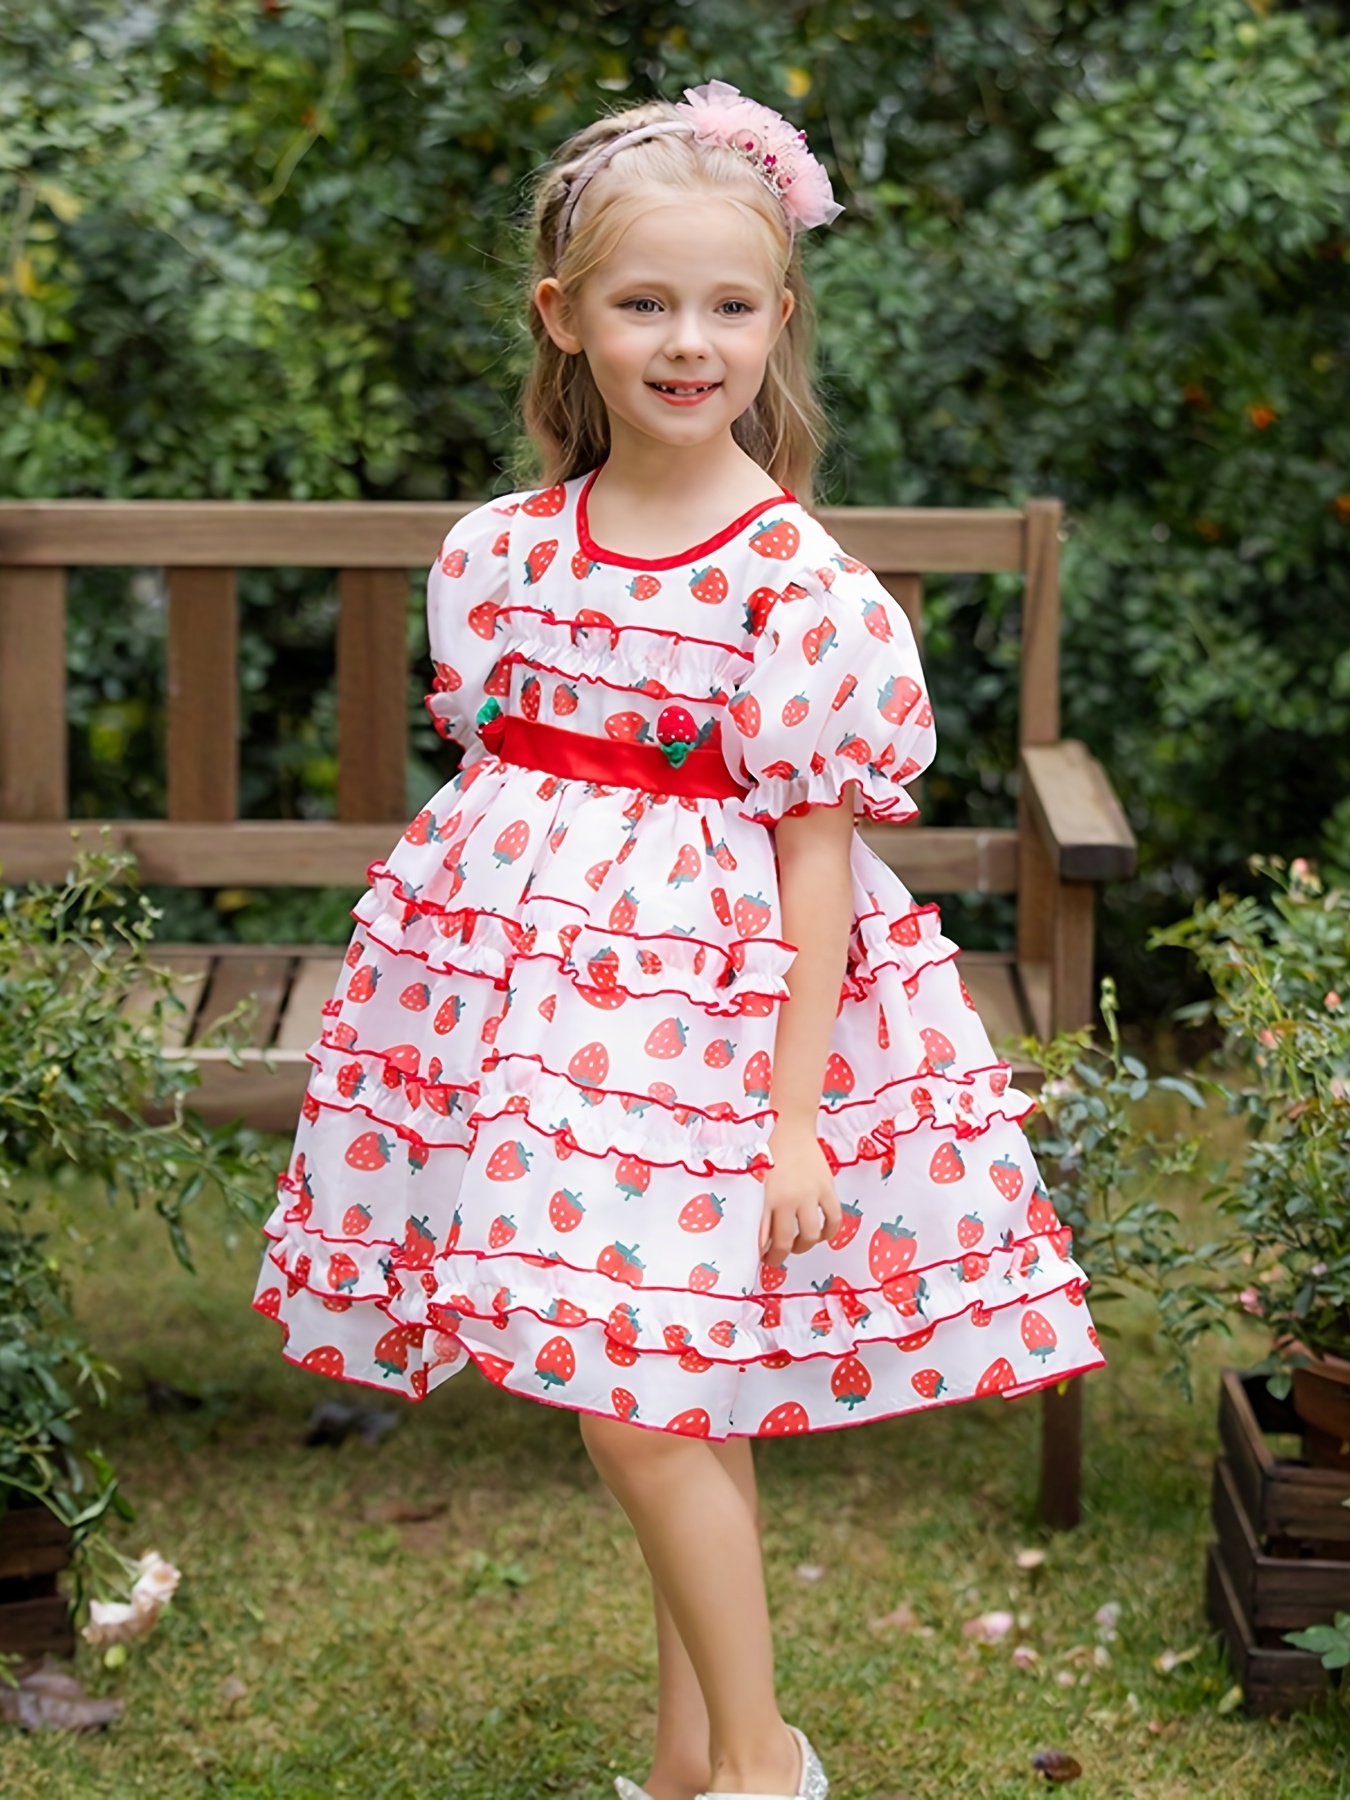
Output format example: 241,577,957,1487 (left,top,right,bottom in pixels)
580,1411,705,1483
